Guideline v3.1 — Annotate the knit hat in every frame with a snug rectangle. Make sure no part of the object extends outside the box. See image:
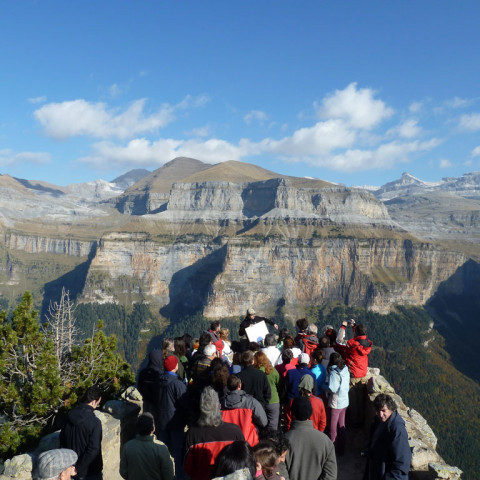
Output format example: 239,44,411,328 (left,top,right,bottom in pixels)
164,355,178,371
298,374,314,393
247,308,256,315
36,449,77,480
298,352,310,365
